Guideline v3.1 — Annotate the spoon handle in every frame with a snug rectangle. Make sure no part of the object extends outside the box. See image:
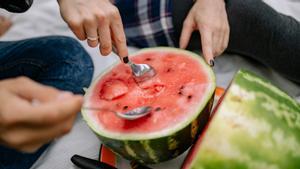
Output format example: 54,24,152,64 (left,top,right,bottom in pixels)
82,107,111,112
71,154,117,169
